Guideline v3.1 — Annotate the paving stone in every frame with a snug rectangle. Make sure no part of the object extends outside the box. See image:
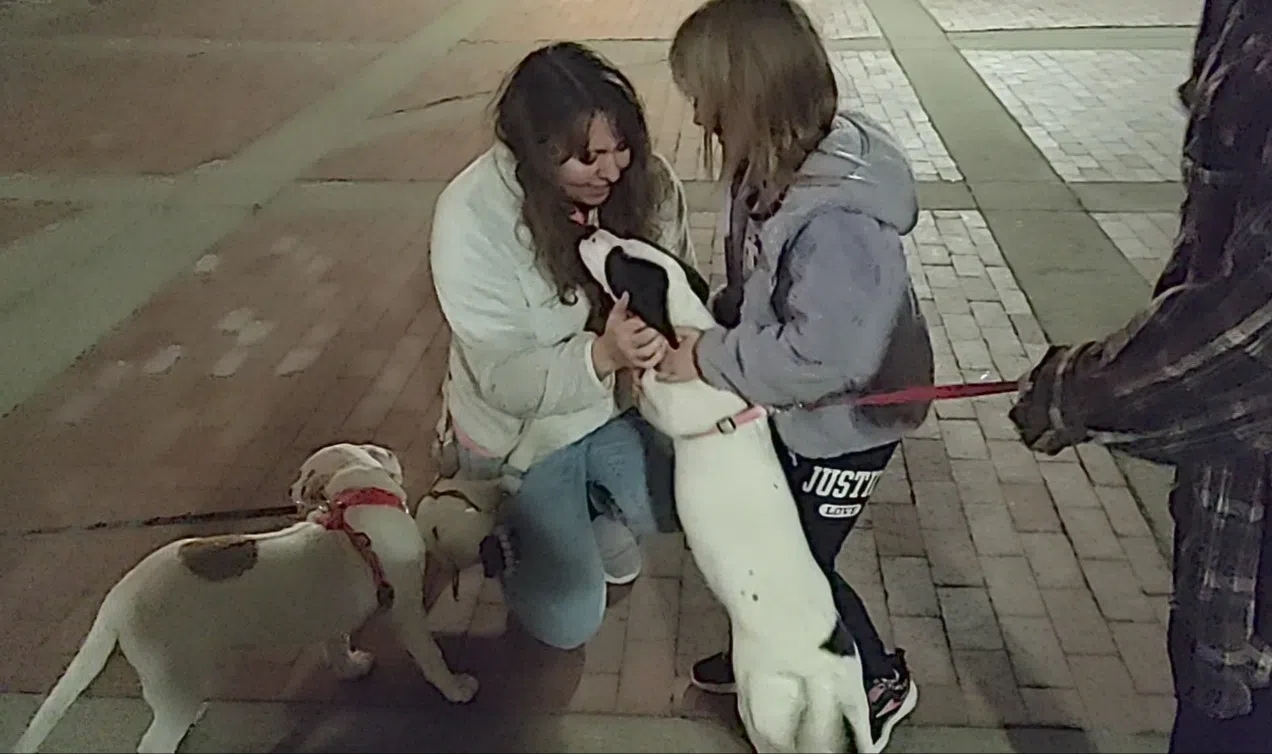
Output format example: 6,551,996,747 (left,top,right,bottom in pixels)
939,587,1004,651
913,481,968,530
952,460,1006,506
1111,622,1173,696
1021,532,1085,589
1019,687,1087,729
626,577,680,642
1000,616,1074,689
836,529,880,585
584,611,630,675
1094,212,1179,284
617,638,676,715
1075,445,1128,486
908,683,971,727
988,440,1044,484
982,556,1047,618
2,46,378,174
940,419,990,460
1003,483,1063,533
882,556,940,617
1010,313,1049,346
1096,485,1154,539
919,0,1201,30
1042,589,1117,655
1121,536,1174,596
873,505,926,557
1069,654,1155,733
966,504,1023,556
1080,559,1156,623
1040,463,1101,510
891,616,959,686
829,52,960,181
1138,693,1178,735
1058,507,1125,560
963,50,1189,182
923,528,986,587
953,650,1029,726
902,438,954,482
804,0,882,38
